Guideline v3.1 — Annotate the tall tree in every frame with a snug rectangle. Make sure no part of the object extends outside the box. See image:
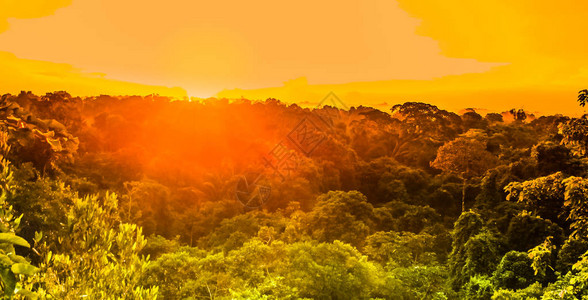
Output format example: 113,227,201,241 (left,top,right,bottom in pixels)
431,136,497,212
